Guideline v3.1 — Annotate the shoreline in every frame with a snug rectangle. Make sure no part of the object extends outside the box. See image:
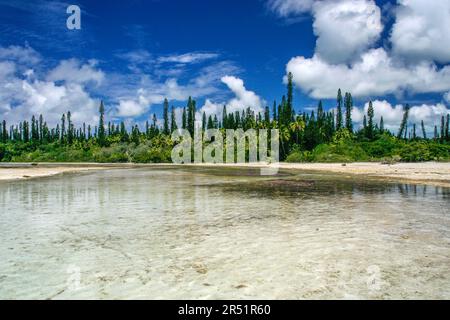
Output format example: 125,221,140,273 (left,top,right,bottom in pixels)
0,164,115,182
0,162,450,187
